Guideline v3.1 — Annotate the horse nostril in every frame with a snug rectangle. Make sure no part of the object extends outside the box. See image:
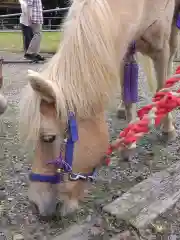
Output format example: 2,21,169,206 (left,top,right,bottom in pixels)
30,202,39,214
56,201,63,212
